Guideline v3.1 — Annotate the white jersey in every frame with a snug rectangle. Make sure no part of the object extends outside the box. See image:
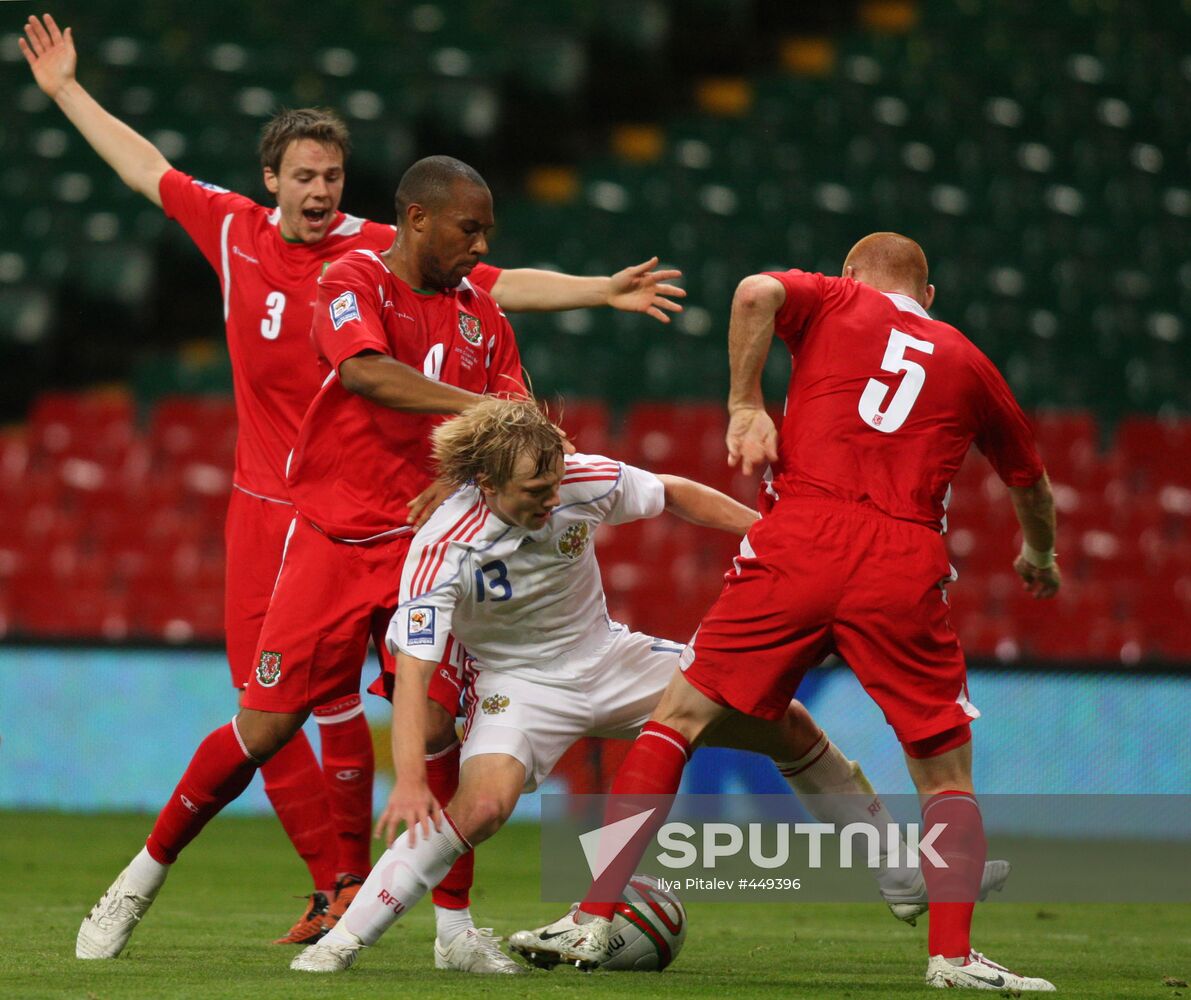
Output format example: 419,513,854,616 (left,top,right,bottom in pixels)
387,453,665,685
